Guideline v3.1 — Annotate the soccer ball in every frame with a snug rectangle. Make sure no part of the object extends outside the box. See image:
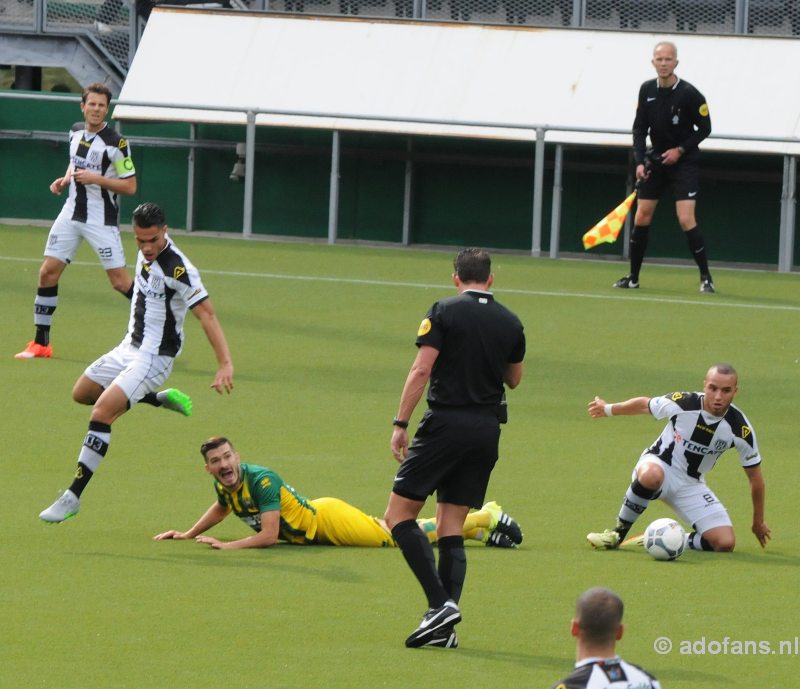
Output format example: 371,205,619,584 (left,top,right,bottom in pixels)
644,518,686,561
